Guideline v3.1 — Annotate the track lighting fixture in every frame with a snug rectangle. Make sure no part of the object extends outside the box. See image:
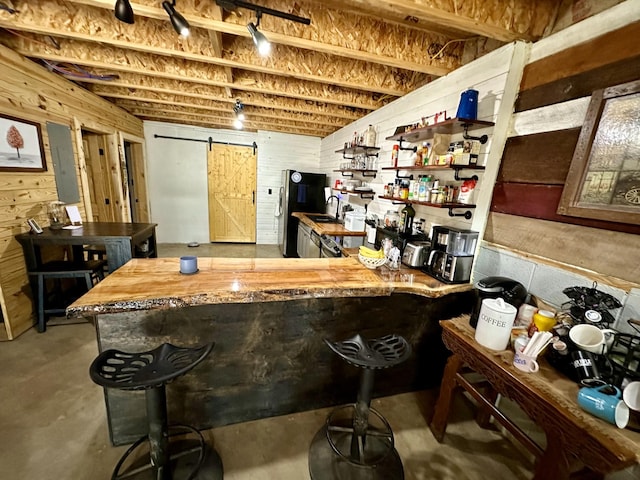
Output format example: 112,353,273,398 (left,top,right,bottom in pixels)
114,0,134,24
233,100,246,121
233,100,245,128
215,0,310,56
162,1,190,37
247,12,270,57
